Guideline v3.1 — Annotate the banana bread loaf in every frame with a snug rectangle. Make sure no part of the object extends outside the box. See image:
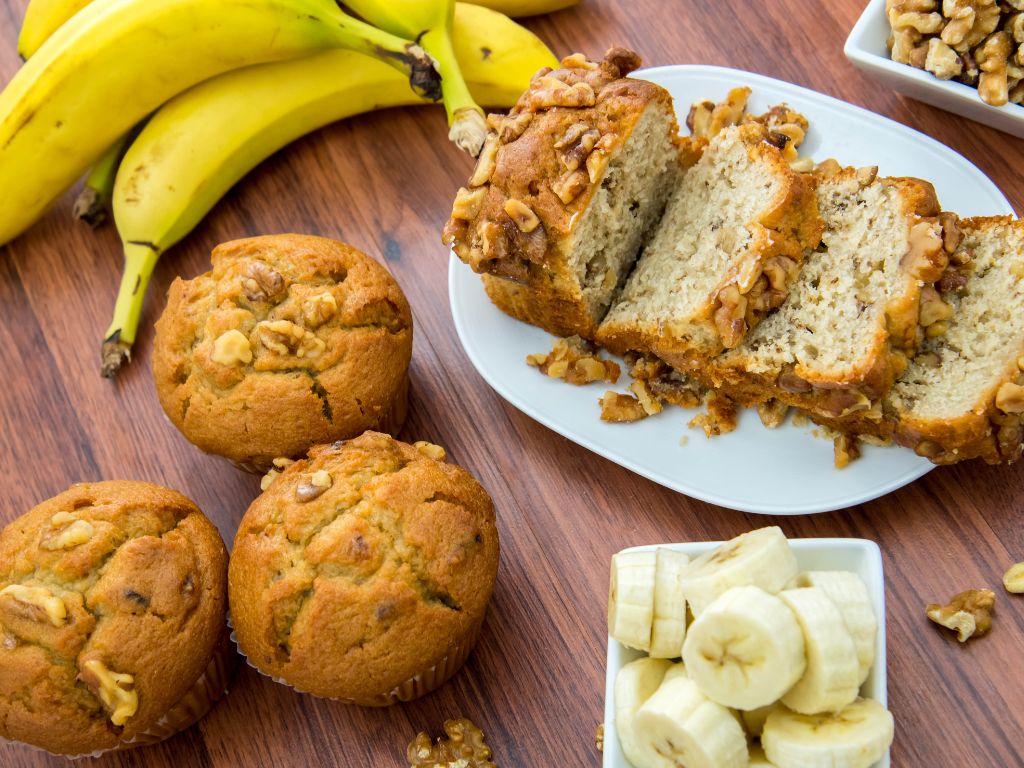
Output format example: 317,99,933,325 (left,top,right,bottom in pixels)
596,123,822,359
442,48,683,339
